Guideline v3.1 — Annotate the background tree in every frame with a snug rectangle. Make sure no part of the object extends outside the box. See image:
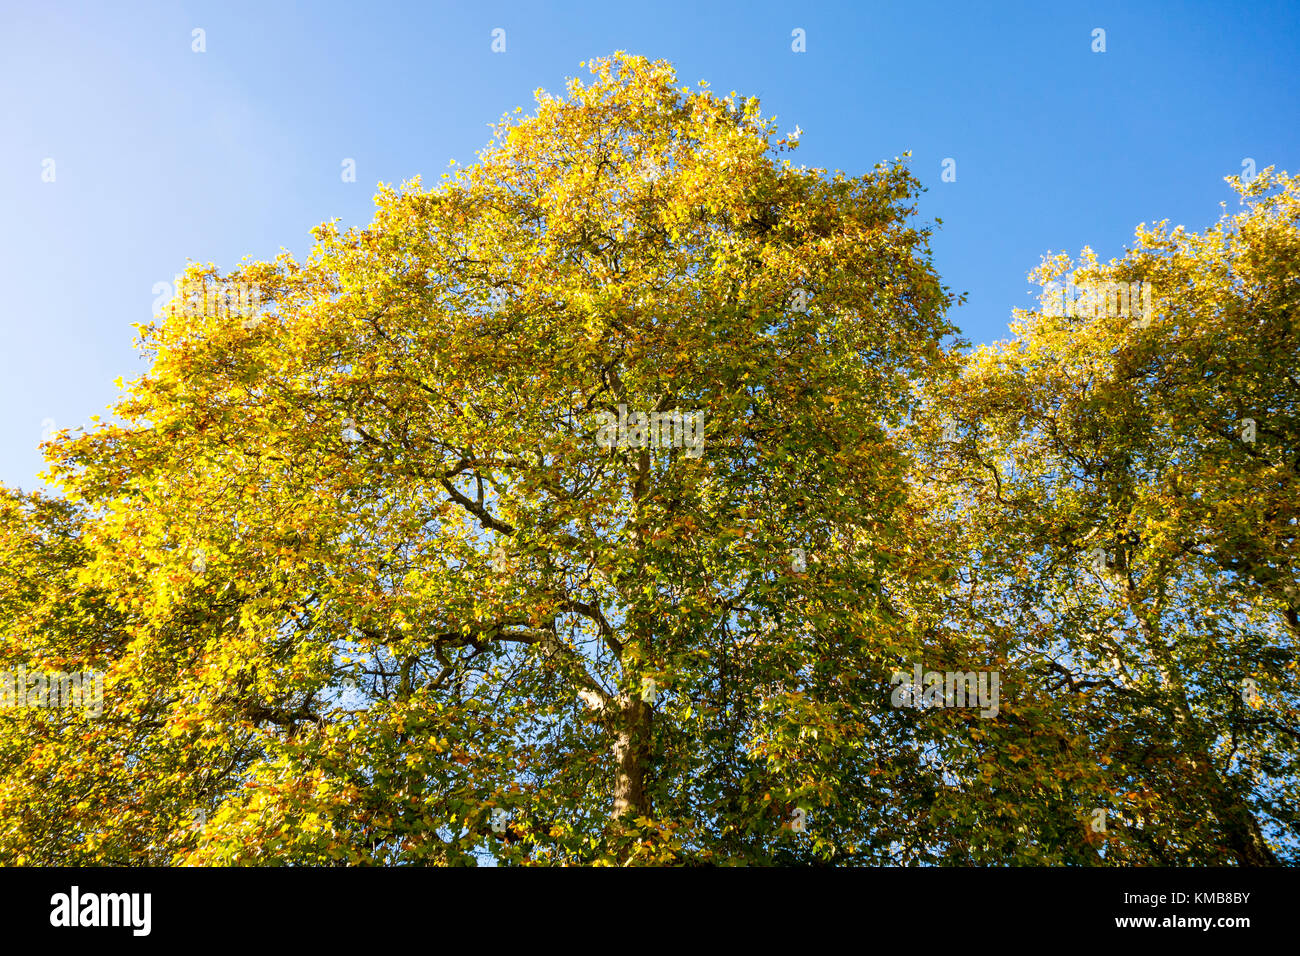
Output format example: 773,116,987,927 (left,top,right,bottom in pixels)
0,487,150,863
919,169,1299,864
